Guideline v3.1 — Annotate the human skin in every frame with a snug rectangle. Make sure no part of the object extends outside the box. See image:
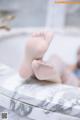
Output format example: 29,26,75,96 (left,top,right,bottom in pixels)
19,32,53,79
32,55,64,83
32,56,80,86
32,46,80,86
